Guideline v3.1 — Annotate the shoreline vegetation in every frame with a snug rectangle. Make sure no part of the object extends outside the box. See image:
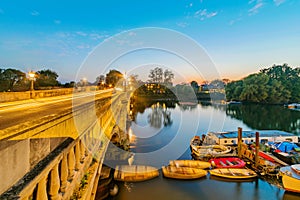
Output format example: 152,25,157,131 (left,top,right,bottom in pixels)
1,64,299,105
